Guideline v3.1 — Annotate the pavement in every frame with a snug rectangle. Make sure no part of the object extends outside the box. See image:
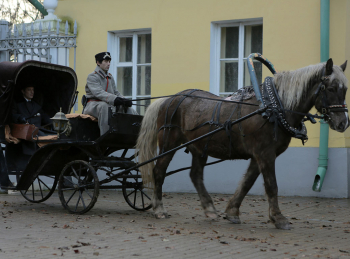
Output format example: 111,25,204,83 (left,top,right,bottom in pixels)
0,190,349,259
